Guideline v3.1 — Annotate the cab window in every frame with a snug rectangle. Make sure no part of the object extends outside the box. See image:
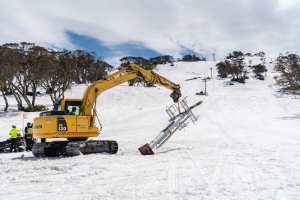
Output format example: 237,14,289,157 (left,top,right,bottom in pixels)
65,101,81,115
